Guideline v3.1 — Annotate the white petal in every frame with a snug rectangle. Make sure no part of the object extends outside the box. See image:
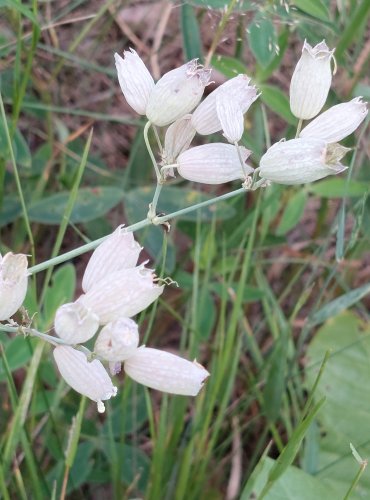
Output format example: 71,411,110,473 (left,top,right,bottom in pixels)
191,74,258,135
216,92,244,143
124,347,210,396
177,143,253,184
290,40,334,120
146,60,211,126
53,346,117,412
82,226,142,293
0,253,28,320
54,301,99,344
115,50,155,115
79,264,164,324
300,97,368,143
162,114,196,165
259,138,347,185
94,318,139,362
